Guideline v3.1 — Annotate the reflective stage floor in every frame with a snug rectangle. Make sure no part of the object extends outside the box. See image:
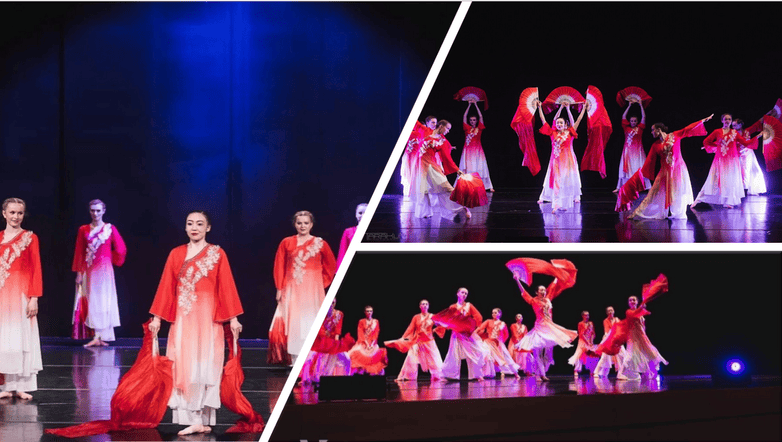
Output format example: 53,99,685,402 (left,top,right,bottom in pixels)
1,339,287,442
274,374,782,441
365,191,782,242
